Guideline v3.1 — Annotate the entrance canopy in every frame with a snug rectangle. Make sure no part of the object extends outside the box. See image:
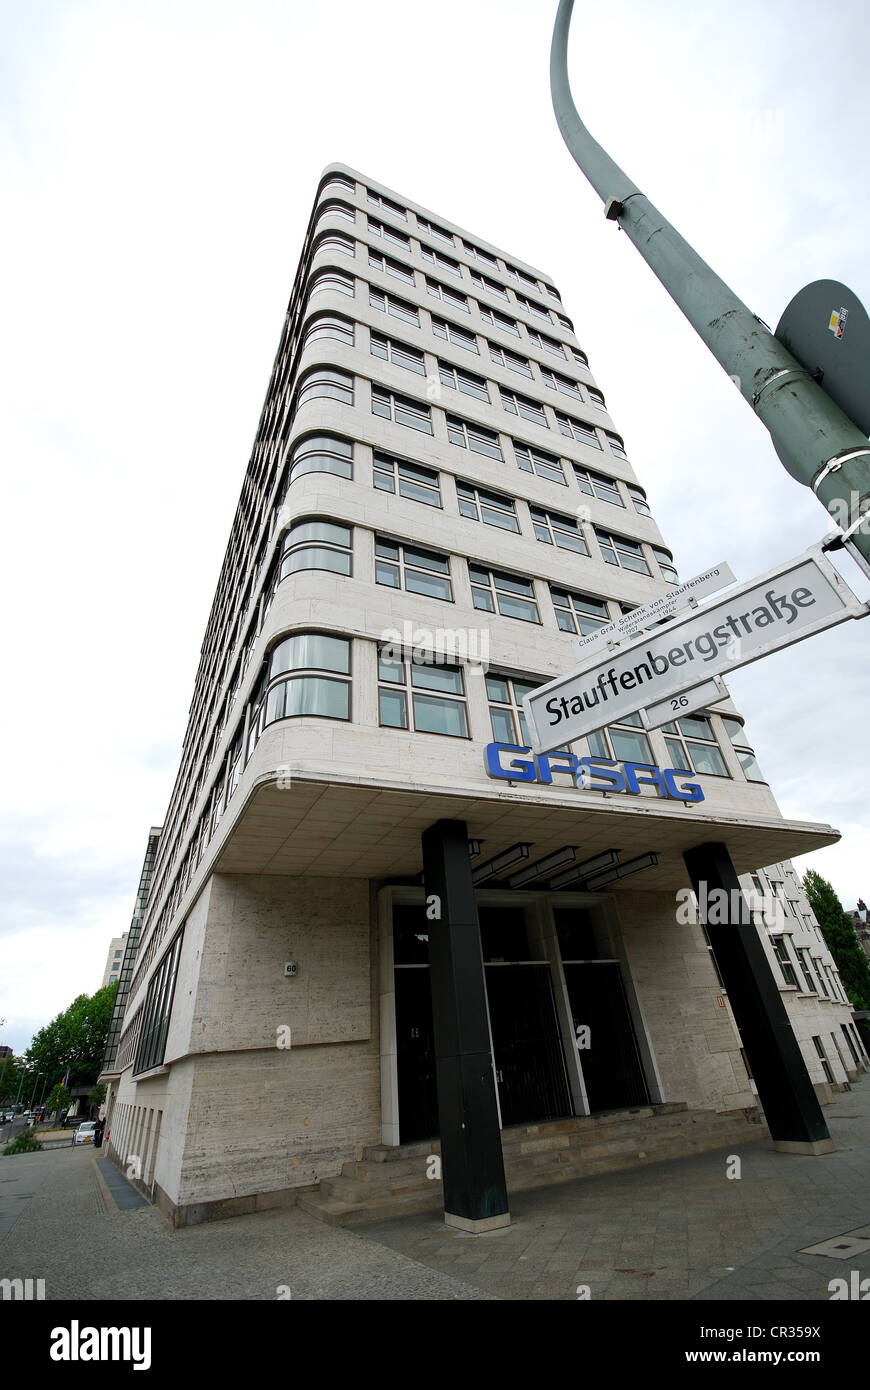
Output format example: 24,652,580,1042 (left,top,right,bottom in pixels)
214,773,839,892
